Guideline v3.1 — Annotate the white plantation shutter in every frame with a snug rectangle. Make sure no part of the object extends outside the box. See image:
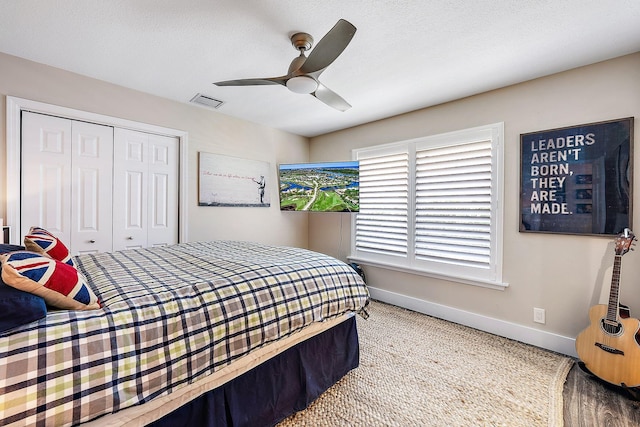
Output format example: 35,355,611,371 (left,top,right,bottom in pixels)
351,123,504,288
356,151,409,257
415,140,492,268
